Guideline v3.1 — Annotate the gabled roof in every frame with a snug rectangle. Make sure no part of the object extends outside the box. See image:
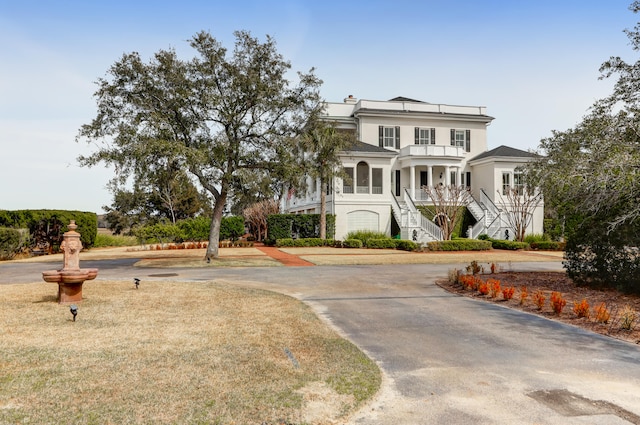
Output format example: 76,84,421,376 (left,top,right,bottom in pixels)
342,140,397,155
469,145,538,162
